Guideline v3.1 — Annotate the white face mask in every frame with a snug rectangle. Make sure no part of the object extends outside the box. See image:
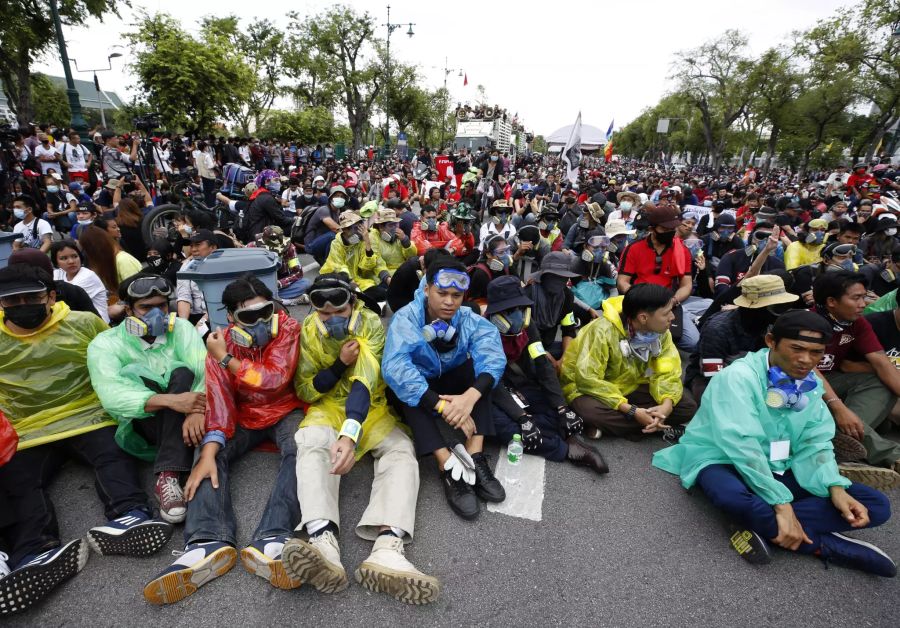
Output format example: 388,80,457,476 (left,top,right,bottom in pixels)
619,201,633,212
886,228,897,237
